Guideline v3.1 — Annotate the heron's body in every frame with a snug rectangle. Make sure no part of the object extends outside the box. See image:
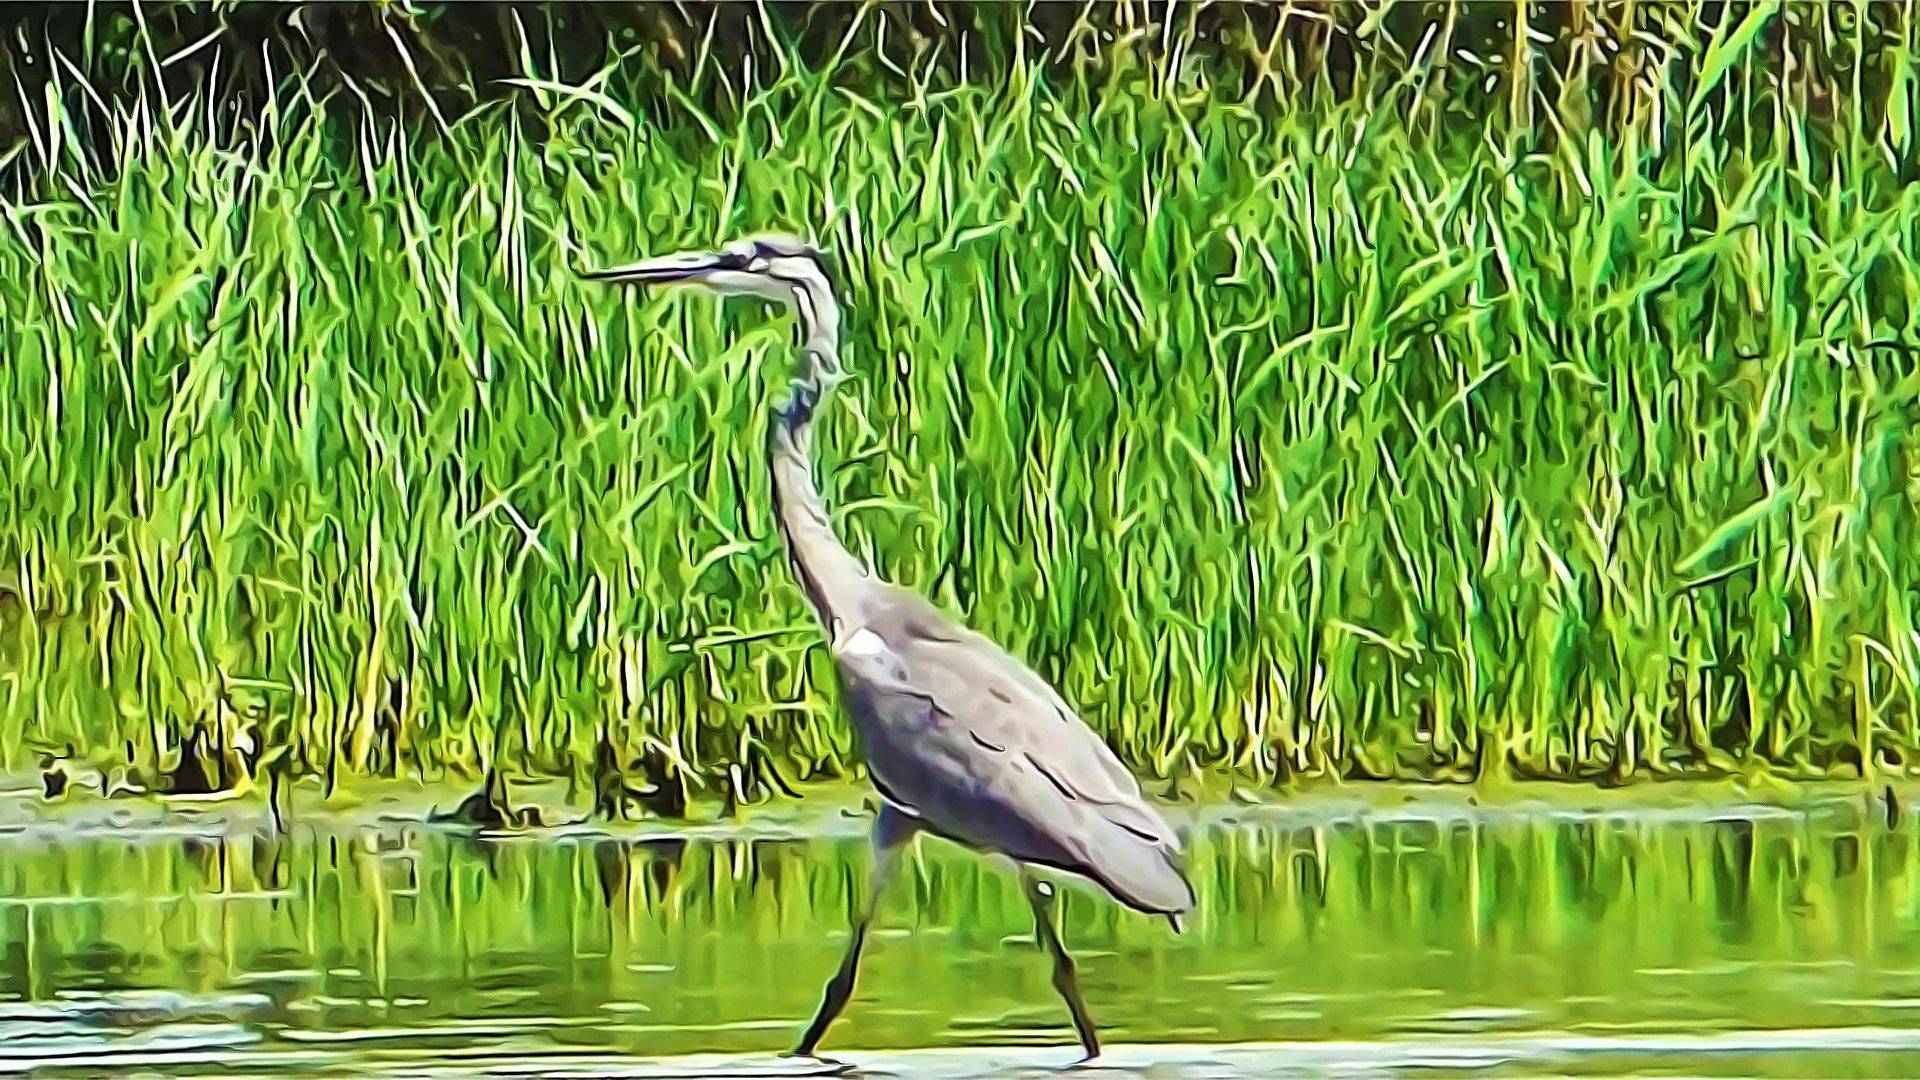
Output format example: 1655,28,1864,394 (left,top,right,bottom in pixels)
586,234,1190,1060
834,586,1190,912
768,388,1190,919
